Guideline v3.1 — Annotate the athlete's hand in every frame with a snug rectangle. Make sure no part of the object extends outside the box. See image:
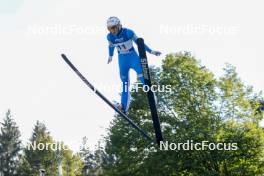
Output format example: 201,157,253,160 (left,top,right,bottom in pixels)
151,50,162,56
107,56,113,64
